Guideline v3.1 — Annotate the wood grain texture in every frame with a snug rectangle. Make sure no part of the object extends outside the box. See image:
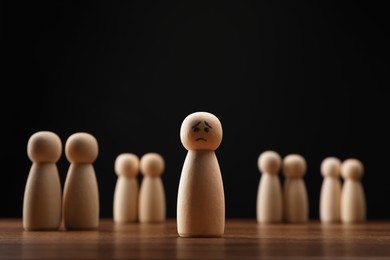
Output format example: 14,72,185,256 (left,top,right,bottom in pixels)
0,219,389,259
